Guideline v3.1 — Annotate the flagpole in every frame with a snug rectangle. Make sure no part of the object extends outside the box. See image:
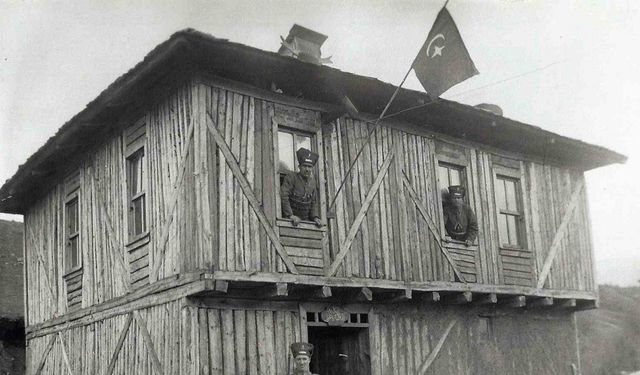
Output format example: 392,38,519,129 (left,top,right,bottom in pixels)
327,53,419,213
327,0,450,213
